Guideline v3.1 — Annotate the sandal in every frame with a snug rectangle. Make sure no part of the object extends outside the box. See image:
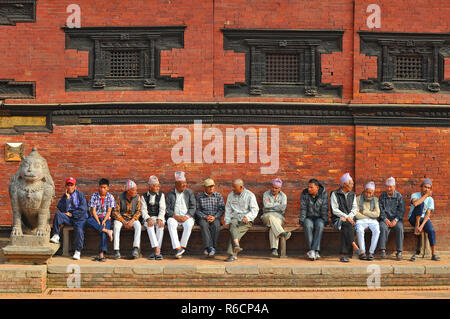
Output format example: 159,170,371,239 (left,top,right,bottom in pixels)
92,255,106,262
